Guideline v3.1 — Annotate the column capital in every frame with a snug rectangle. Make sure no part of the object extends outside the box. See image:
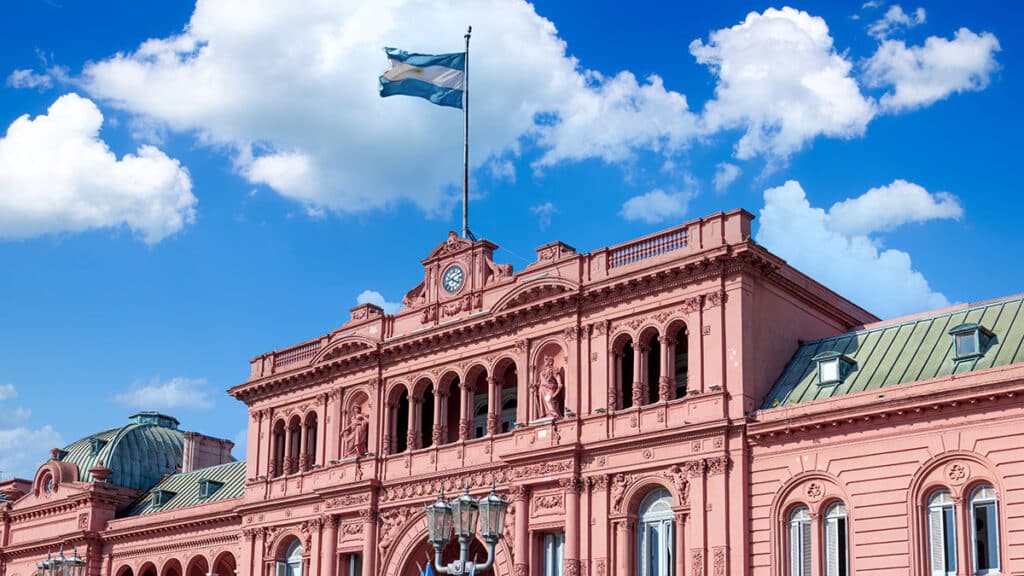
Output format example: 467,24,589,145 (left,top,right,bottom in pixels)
510,485,531,503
